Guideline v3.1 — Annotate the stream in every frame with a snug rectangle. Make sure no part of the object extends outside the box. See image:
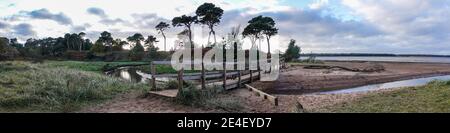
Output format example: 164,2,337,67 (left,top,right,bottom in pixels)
318,75,450,94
